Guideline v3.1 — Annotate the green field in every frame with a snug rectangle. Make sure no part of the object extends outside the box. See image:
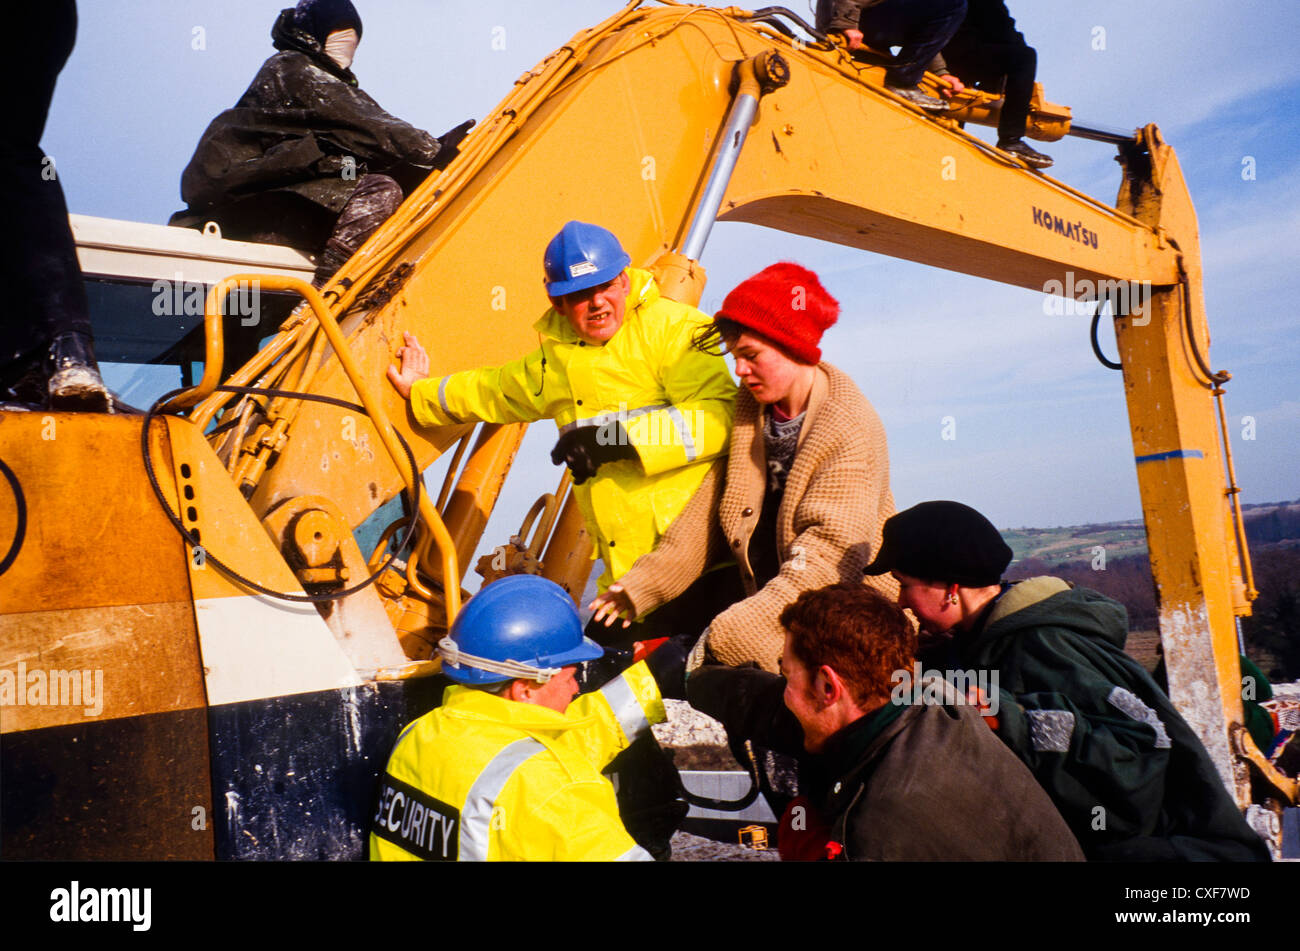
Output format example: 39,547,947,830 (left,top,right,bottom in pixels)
1001,520,1149,567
